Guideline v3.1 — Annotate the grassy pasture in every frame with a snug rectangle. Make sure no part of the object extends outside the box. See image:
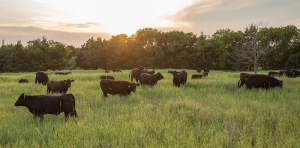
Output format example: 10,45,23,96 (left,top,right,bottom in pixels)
0,69,300,147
